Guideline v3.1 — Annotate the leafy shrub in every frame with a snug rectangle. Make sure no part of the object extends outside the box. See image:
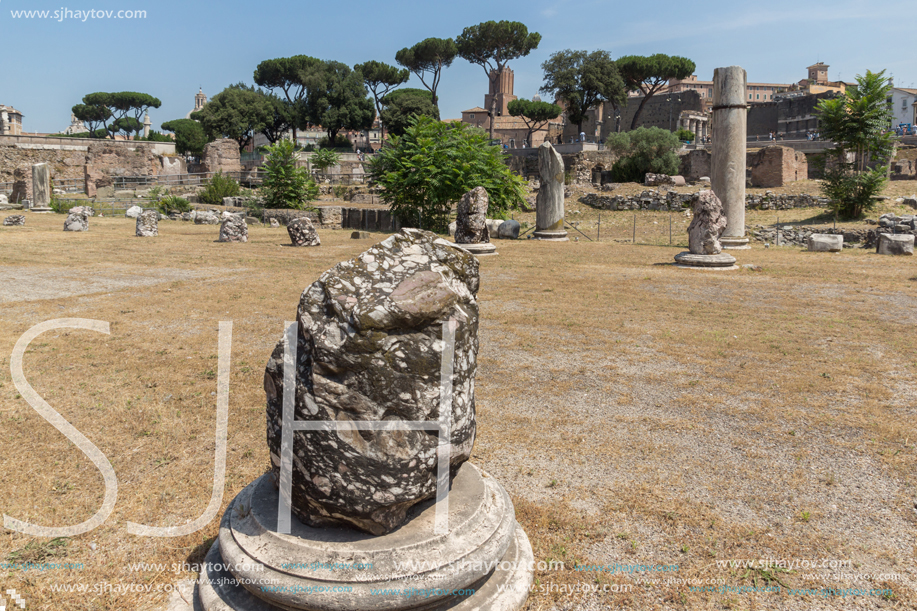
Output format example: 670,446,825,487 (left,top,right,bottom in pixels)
260,138,319,209
311,148,342,173
199,172,241,206
369,115,525,233
317,135,353,150
674,128,695,143
606,127,681,183
156,195,191,214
